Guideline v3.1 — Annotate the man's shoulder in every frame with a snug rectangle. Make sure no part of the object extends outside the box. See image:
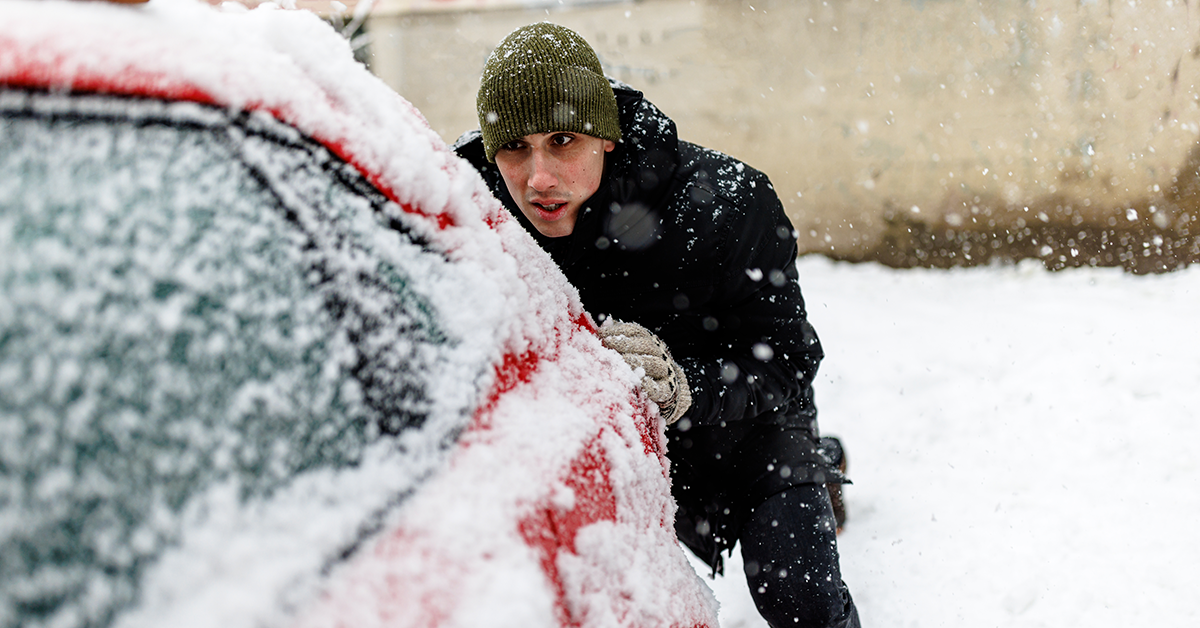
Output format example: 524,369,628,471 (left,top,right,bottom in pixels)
661,141,792,268
673,141,775,208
